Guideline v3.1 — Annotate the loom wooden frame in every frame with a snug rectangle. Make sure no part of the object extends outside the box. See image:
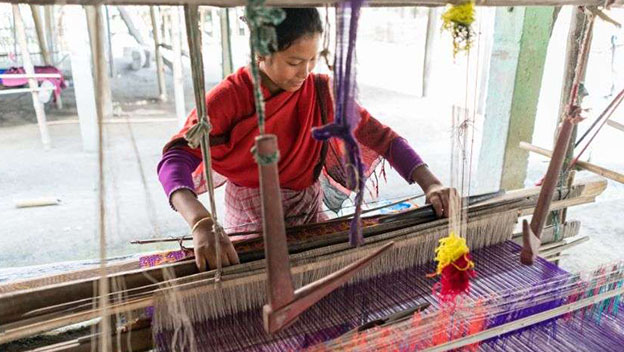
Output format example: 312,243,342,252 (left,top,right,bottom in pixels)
0,177,607,347
0,0,619,350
